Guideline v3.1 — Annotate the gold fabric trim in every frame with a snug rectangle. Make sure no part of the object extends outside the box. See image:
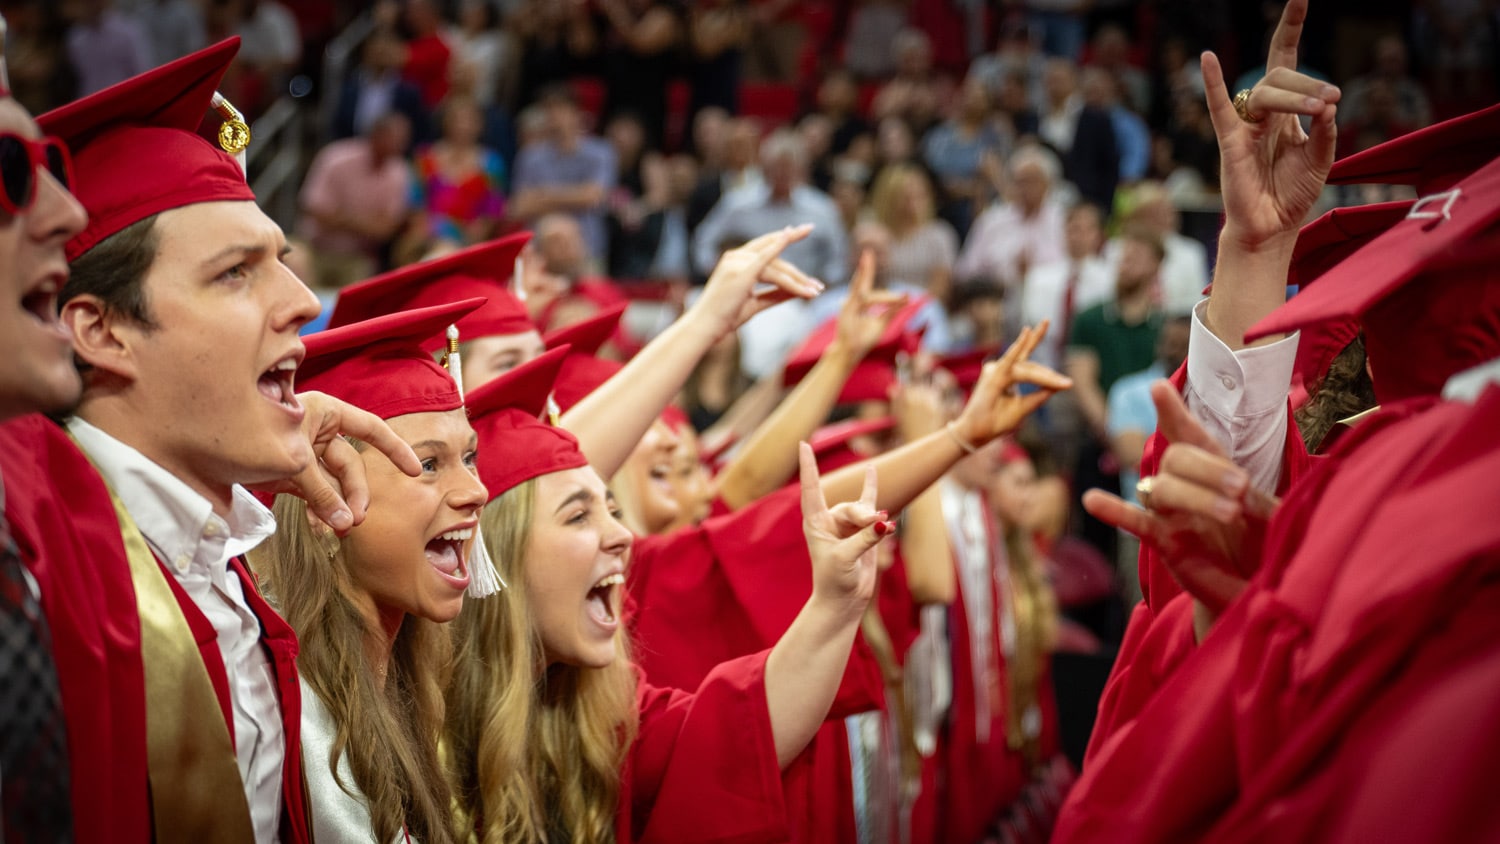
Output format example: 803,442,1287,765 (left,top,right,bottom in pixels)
97,471,256,843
